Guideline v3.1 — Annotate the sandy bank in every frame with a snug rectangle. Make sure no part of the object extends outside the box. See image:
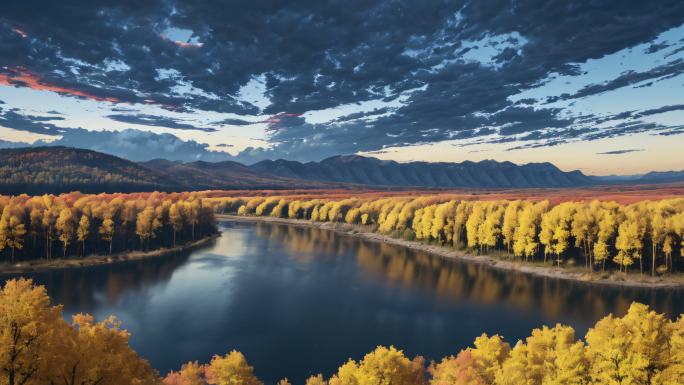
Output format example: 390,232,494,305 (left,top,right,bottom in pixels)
0,234,219,276
218,214,684,289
